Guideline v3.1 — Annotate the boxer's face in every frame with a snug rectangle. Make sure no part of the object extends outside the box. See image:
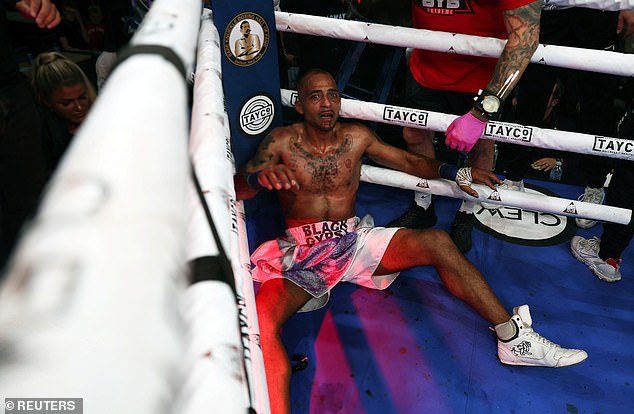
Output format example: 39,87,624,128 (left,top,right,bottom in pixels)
295,72,341,132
